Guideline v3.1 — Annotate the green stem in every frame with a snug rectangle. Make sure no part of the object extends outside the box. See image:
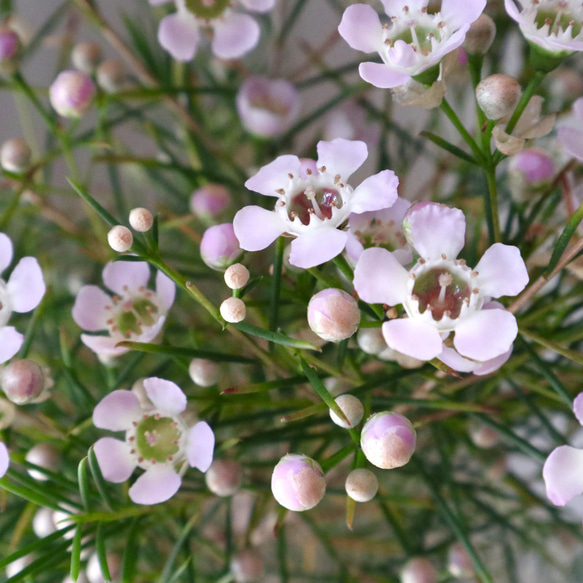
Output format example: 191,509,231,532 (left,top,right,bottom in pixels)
440,99,486,165
269,237,285,335
485,164,501,243
504,71,545,137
